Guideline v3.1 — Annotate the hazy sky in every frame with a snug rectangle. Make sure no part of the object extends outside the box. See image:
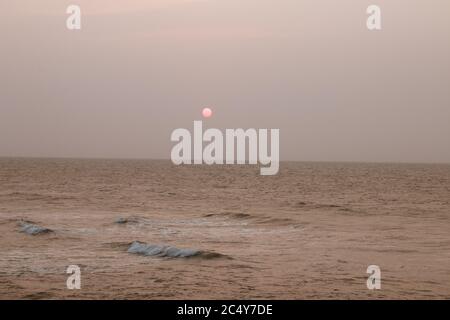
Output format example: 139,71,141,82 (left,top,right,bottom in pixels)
1,0,449,162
